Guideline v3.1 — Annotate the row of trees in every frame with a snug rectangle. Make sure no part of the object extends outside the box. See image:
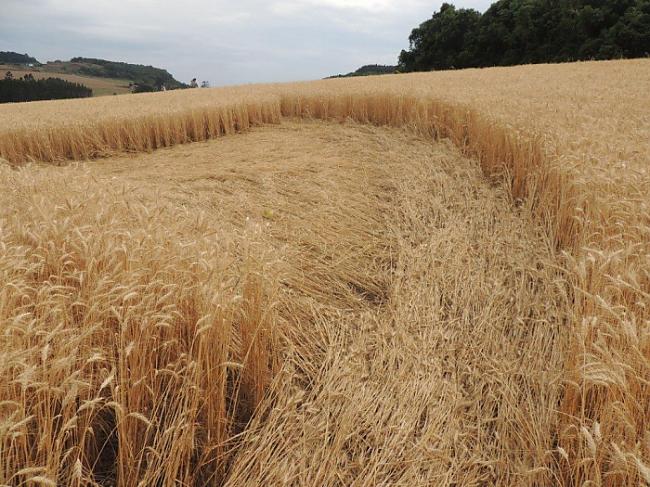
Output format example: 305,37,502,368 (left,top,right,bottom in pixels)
399,0,650,71
0,73,92,103
0,51,39,65
328,64,398,78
